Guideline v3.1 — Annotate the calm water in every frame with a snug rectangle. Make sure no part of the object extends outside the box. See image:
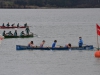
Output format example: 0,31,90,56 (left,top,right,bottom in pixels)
0,9,100,75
